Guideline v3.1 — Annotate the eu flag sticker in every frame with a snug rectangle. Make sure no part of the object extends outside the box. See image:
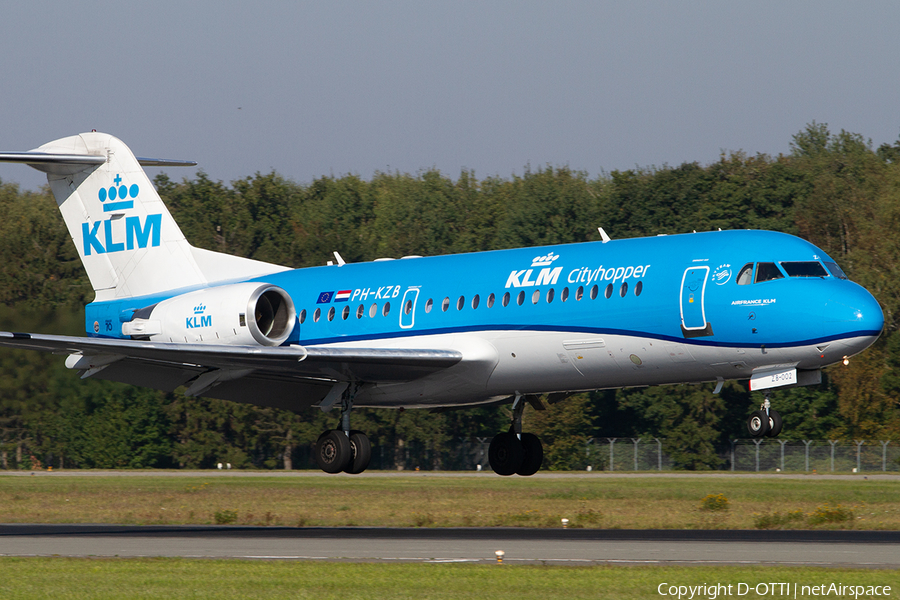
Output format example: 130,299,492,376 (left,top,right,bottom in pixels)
317,291,334,304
